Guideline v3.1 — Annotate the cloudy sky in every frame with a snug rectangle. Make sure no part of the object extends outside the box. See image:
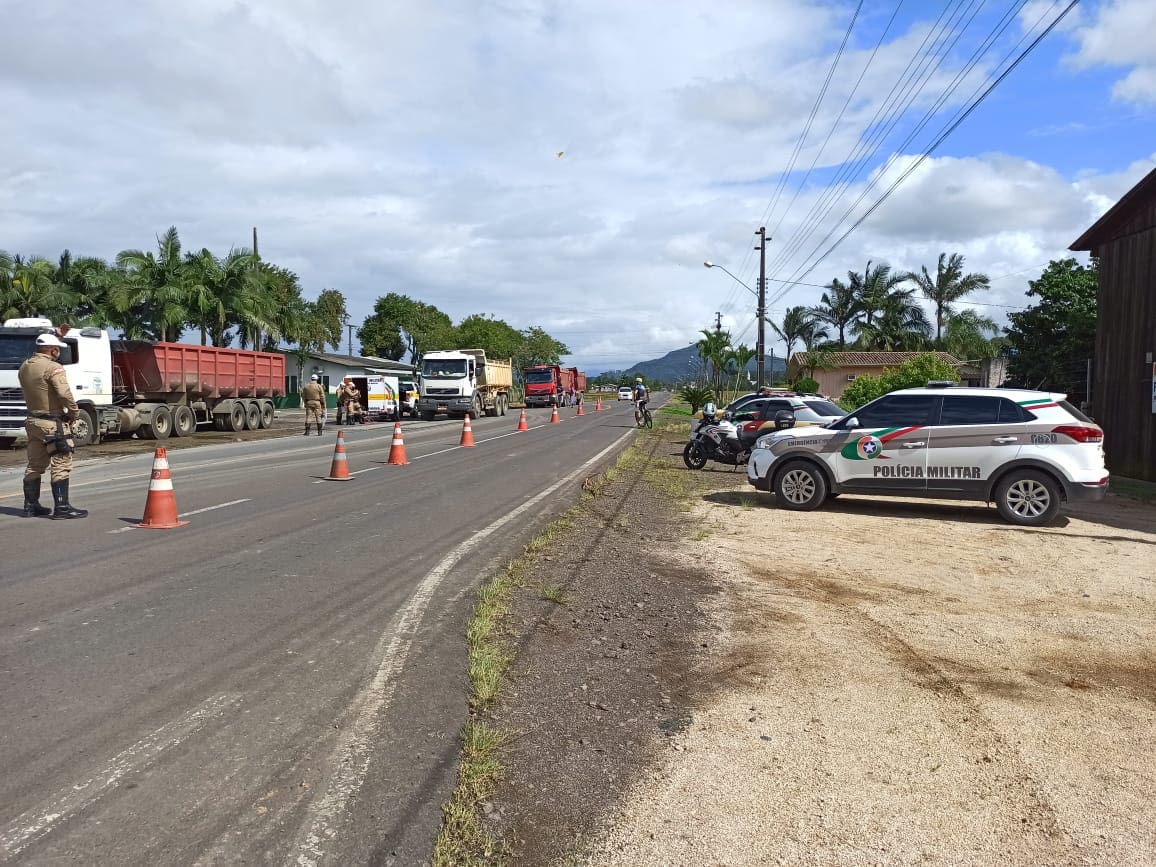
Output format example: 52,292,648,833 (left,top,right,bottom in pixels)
2,0,1153,373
